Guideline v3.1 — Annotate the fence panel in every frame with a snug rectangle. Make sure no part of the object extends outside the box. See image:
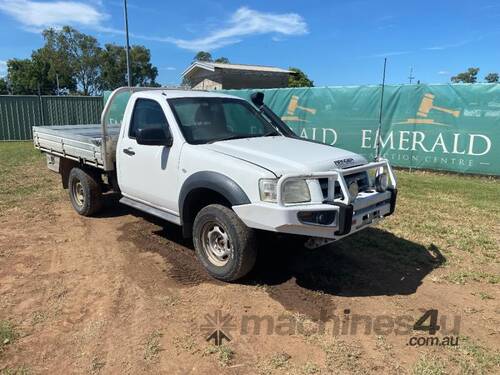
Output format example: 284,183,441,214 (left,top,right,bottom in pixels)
0,95,103,141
